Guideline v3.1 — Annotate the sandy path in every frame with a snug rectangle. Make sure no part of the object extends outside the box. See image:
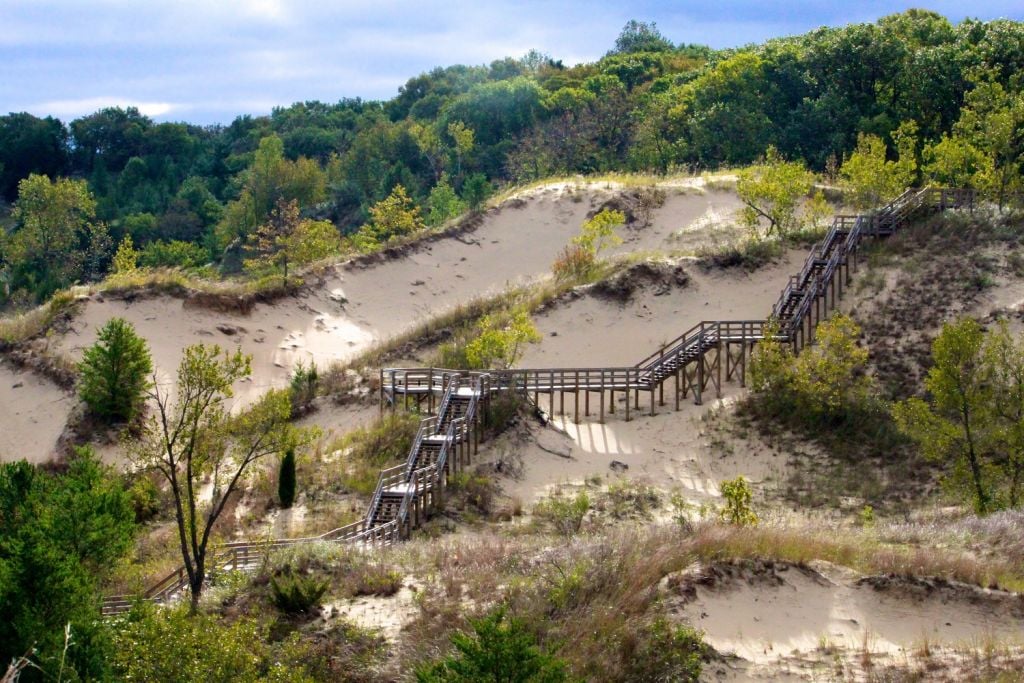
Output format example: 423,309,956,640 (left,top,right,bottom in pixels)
0,364,72,463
